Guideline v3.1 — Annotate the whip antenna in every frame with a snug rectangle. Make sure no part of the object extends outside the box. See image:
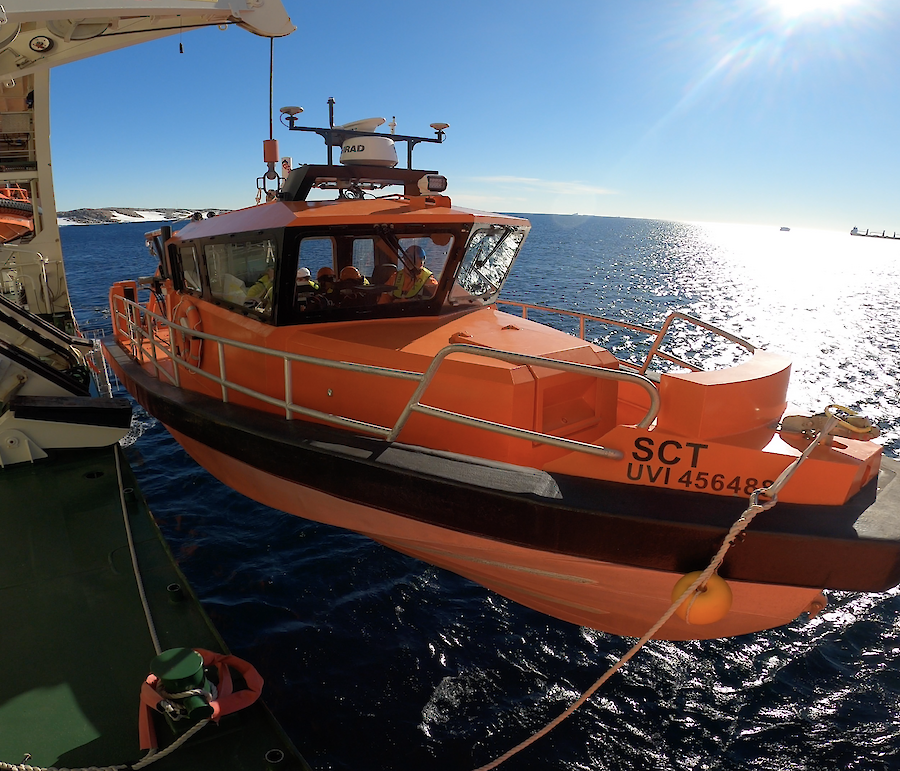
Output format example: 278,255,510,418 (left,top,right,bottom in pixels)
258,37,280,202
269,37,274,140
